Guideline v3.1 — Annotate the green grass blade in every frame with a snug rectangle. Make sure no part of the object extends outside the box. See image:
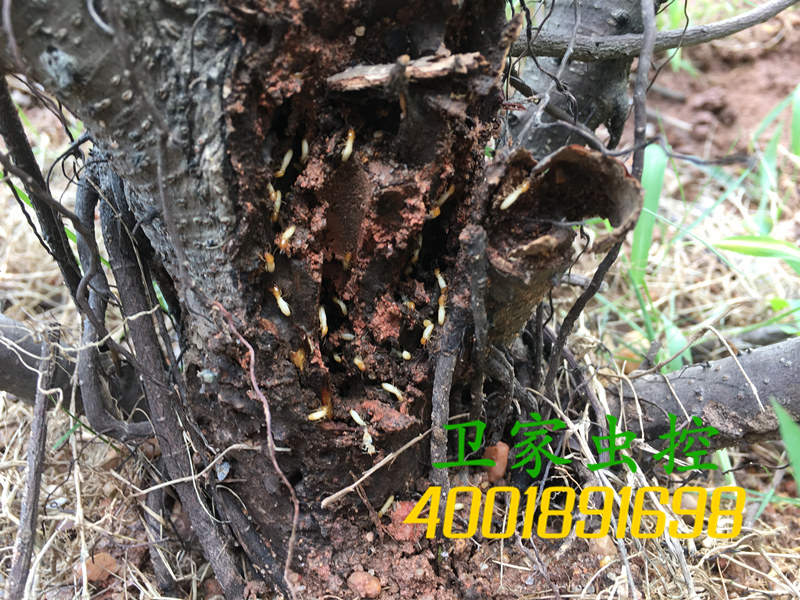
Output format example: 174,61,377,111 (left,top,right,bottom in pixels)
594,293,649,338
665,167,751,251
714,235,800,275
660,313,691,372
755,128,780,234
753,87,797,141
771,399,800,491
630,144,668,288
52,420,82,451
792,86,800,156
631,276,656,341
